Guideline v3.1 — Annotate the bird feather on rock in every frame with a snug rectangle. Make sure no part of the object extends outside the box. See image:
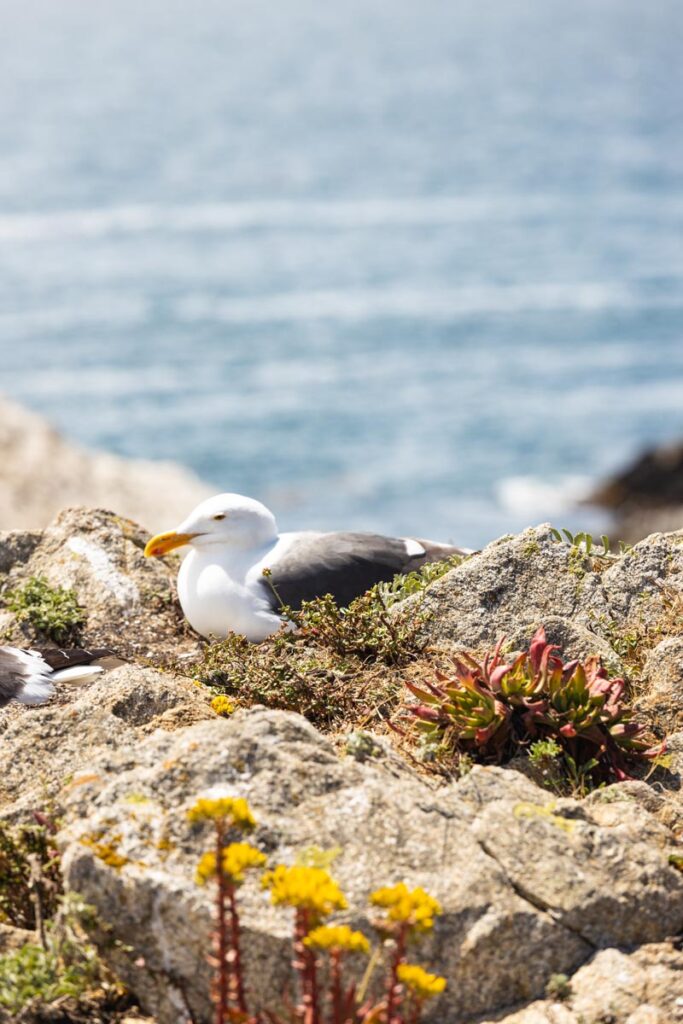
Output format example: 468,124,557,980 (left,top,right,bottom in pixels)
0,646,112,707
